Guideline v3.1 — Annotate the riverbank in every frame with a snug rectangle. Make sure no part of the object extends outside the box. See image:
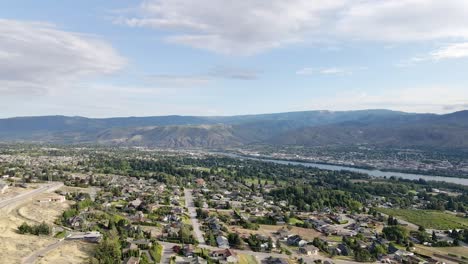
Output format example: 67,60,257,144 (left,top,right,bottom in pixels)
213,152,468,186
